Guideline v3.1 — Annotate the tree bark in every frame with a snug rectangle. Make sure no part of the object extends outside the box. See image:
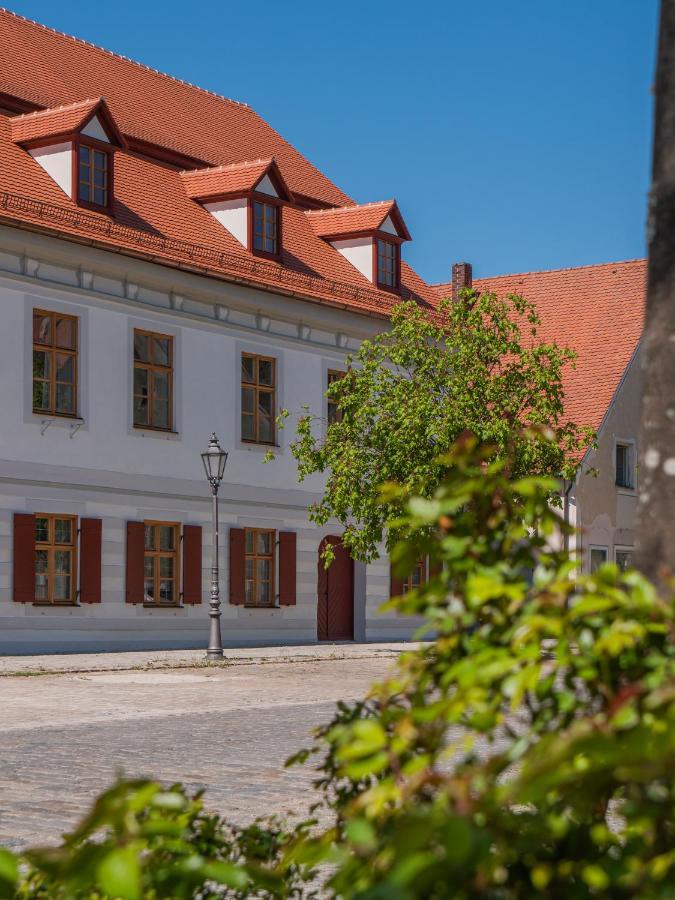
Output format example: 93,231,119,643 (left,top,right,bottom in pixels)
636,0,675,582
